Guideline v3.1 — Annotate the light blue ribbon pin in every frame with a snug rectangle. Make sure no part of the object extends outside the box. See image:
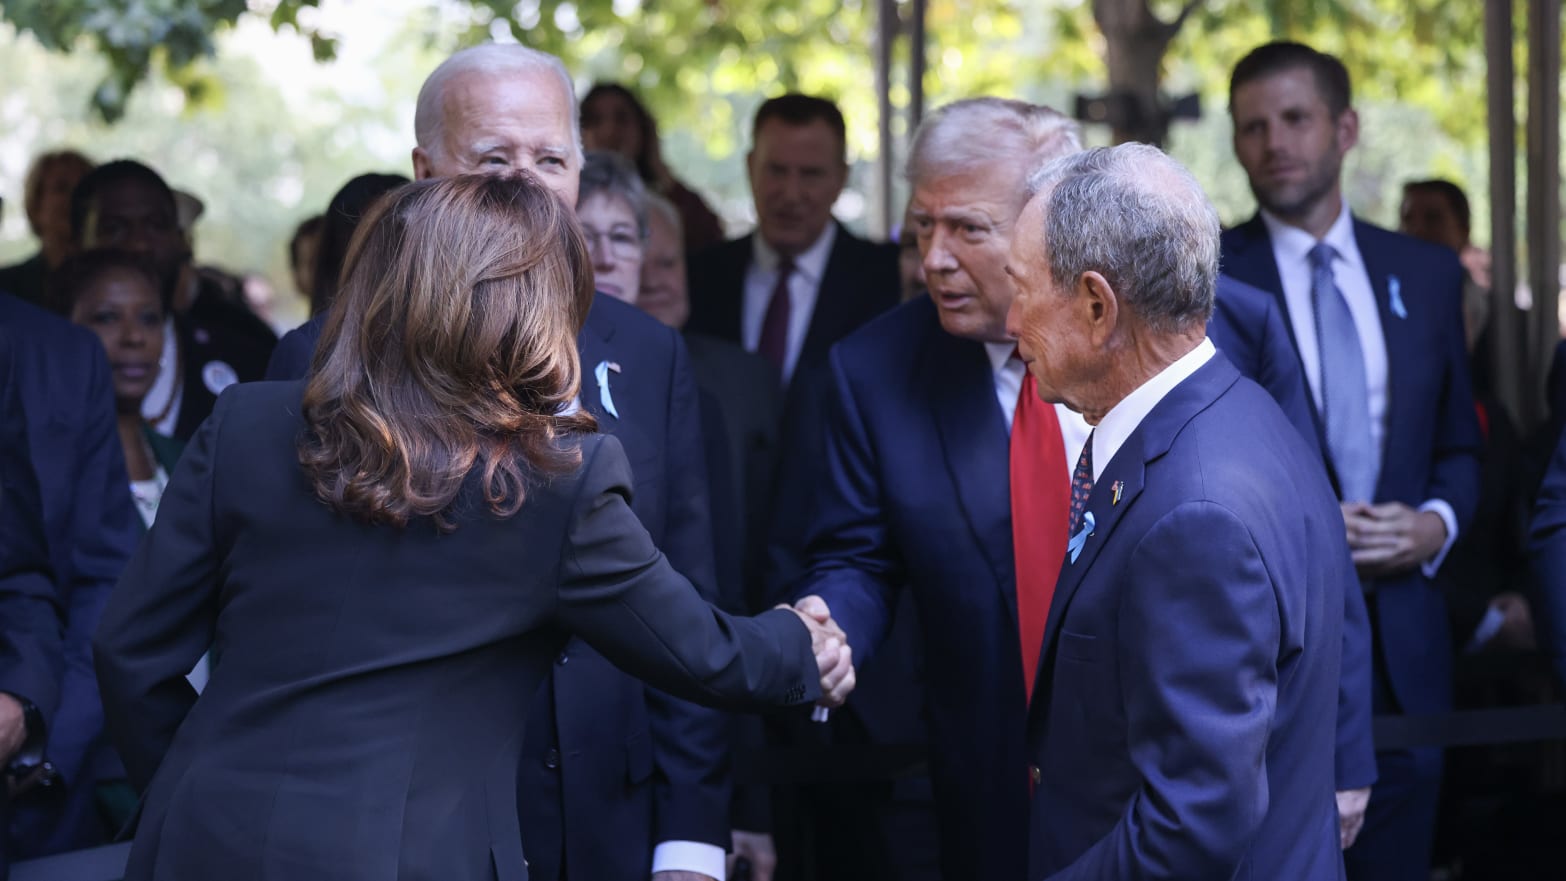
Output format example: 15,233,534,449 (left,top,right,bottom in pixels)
594,360,621,419
1067,511,1095,564
1388,275,1407,320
